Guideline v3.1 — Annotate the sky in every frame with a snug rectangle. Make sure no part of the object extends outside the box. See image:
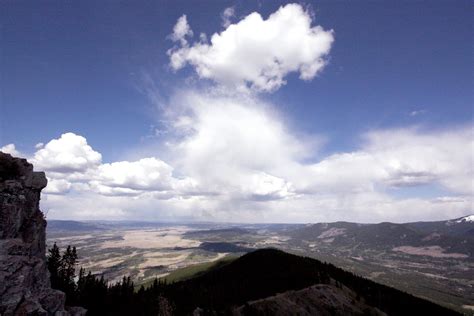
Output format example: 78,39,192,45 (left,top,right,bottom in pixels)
1,0,472,223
